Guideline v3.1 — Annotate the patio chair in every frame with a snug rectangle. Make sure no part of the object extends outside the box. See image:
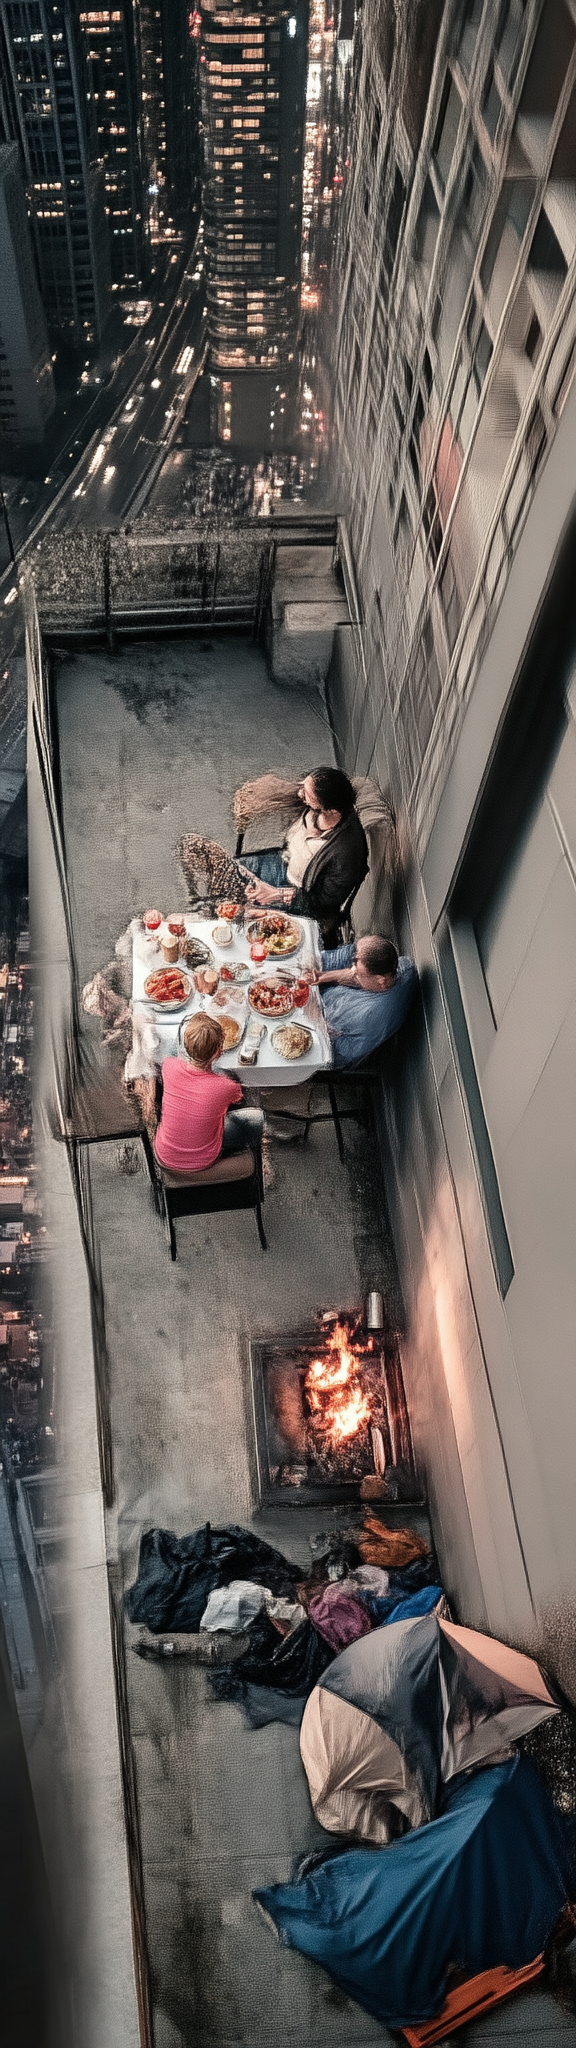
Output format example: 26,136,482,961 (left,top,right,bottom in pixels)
263,1042,398,1163
149,1138,267,1258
